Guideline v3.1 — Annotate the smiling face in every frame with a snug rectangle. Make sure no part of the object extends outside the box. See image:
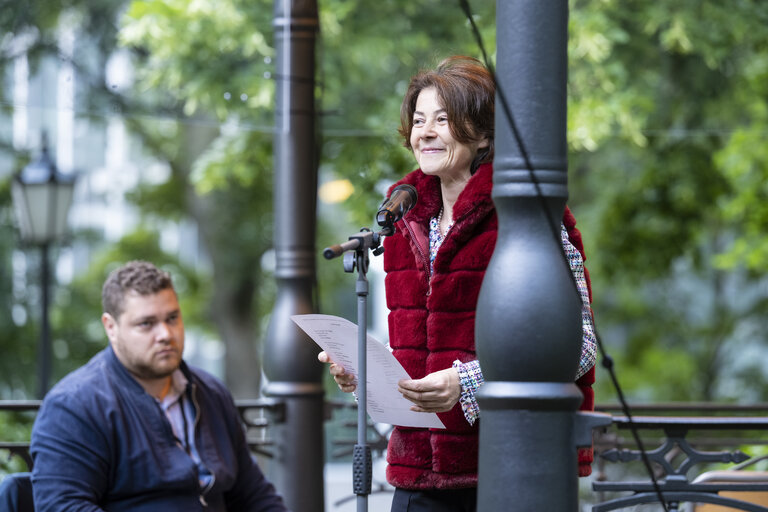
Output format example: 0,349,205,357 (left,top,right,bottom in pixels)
409,87,489,183
102,288,184,385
